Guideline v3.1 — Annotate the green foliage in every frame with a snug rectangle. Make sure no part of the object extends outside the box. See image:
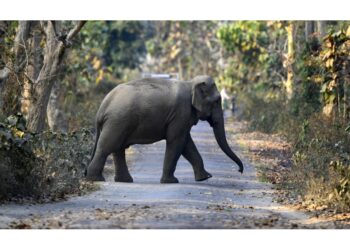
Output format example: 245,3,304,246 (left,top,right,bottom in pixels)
236,92,284,133
232,23,350,212
59,21,150,130
217,21,287,92
103,21,147,76
290,37,322,117
320,28,350,112
145,21,221,79
217,21,269,65
76,21,147,82
0,113,95,201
